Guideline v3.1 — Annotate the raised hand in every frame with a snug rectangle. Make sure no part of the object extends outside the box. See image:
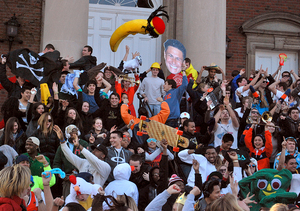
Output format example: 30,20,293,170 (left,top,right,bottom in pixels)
190,186,201,196
161,139,168,149
52,82,58,93
240,68,245,75
167,184,181,194
192,159,199,173
36,154,48,166
89,133,95,144
53,125,64,141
